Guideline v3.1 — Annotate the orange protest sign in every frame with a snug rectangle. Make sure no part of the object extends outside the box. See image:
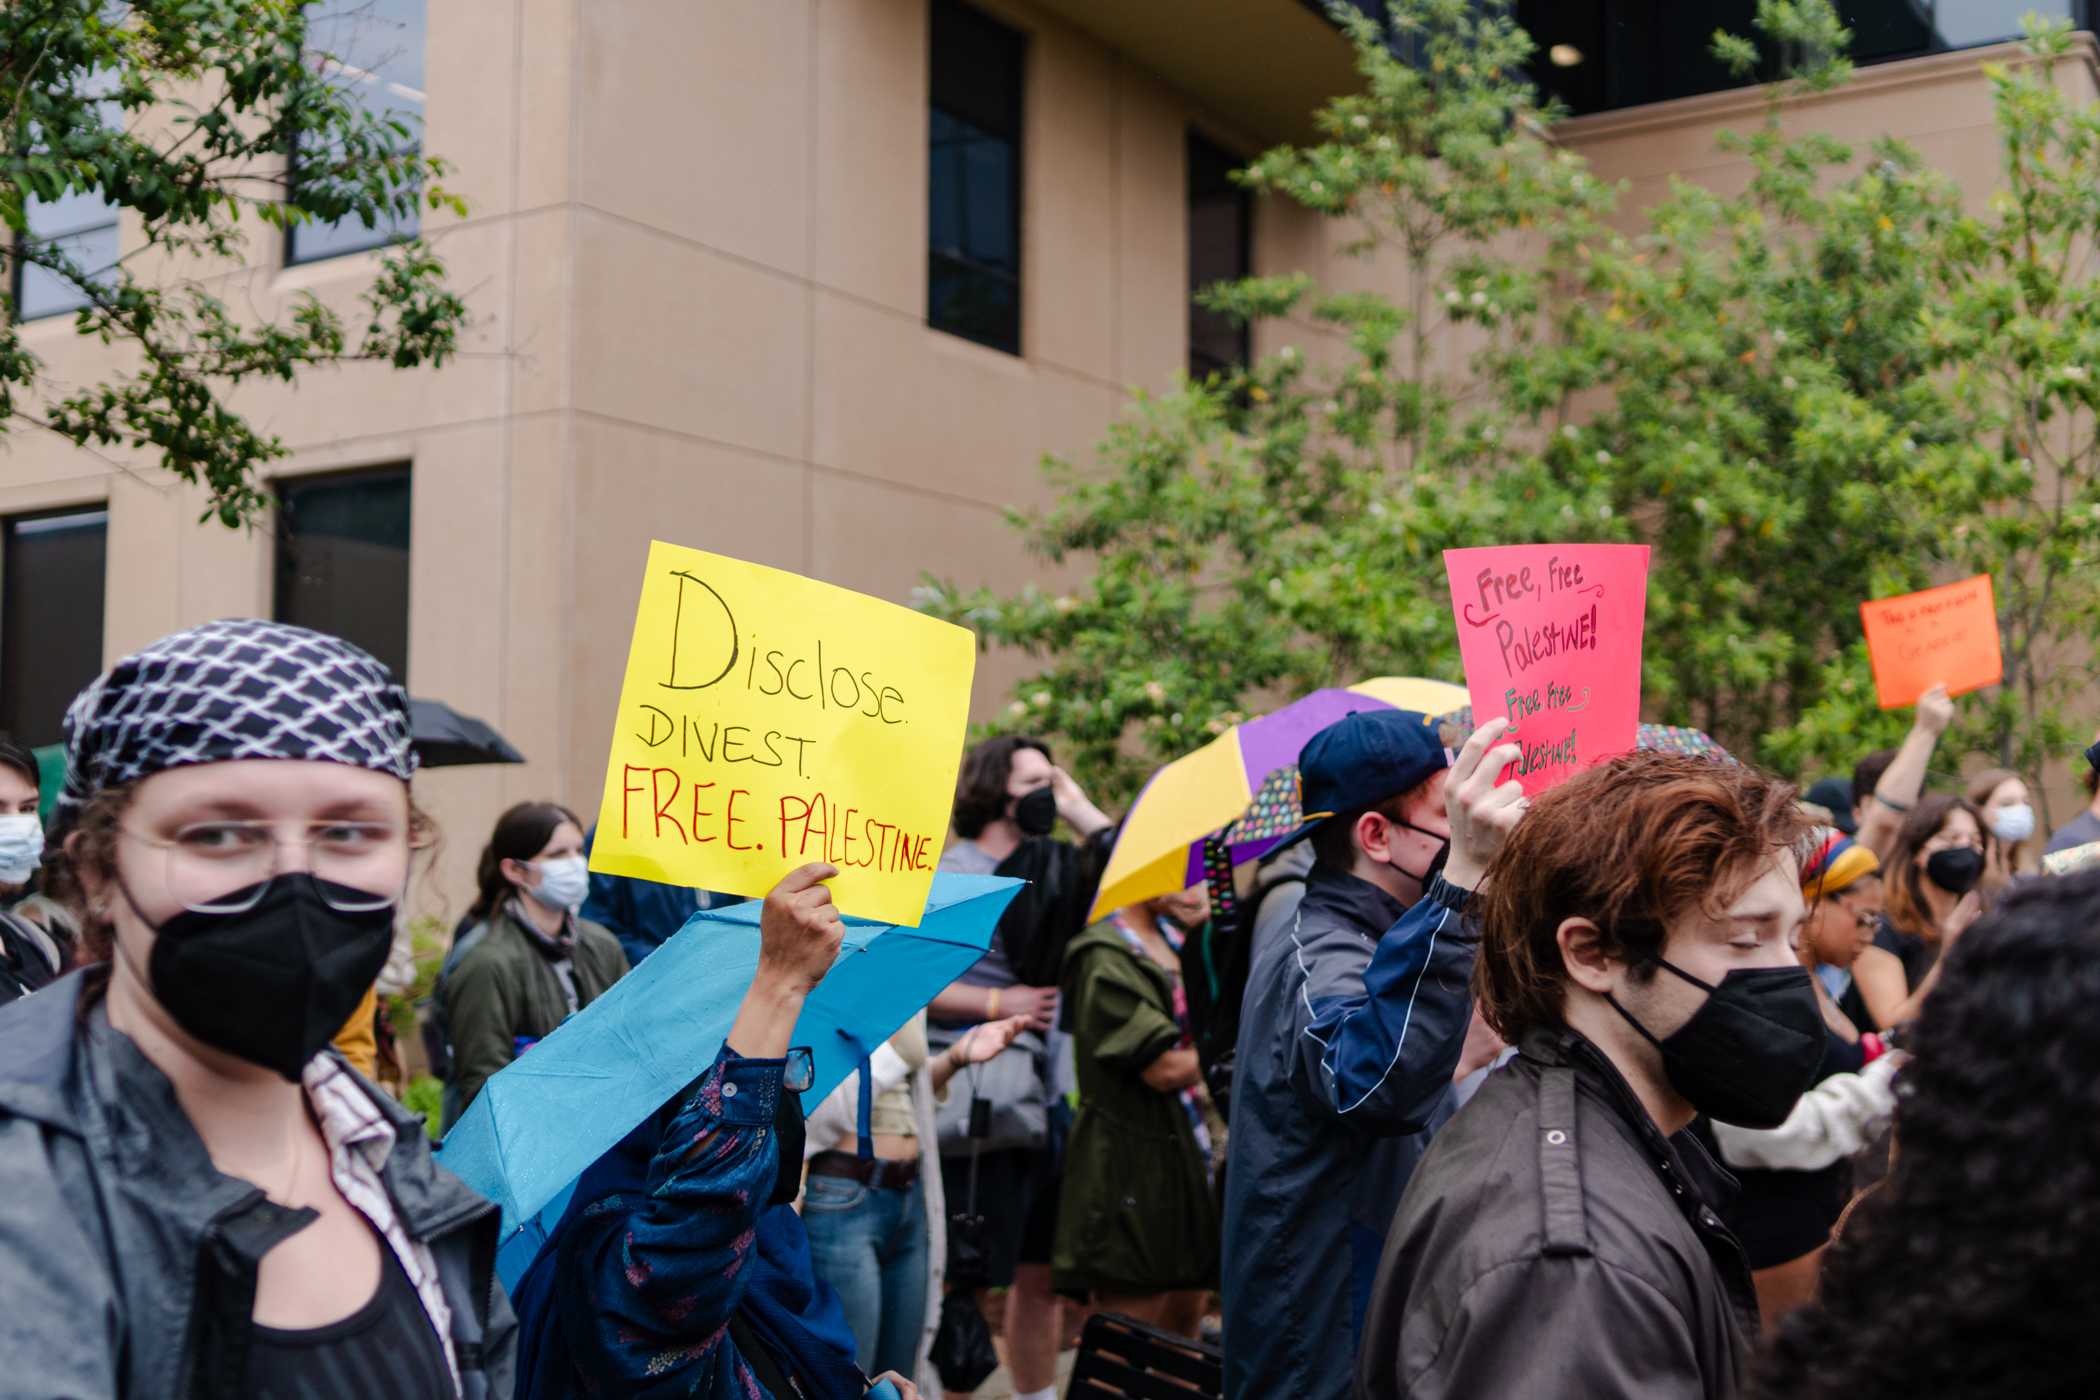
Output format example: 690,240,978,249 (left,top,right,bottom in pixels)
1859,575,2002,709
